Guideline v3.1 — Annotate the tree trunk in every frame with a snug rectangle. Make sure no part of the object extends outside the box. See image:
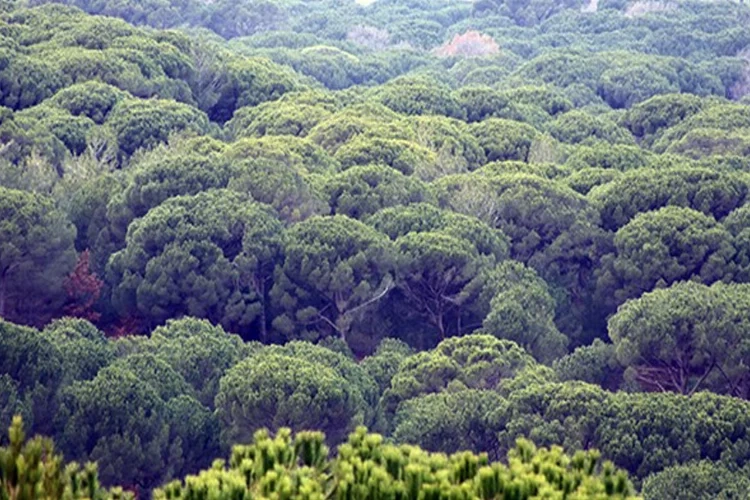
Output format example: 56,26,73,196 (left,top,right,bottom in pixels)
435,305,446,339
335,311,350,341
0,270,6,319
259,300,267,343
259,278,267,343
